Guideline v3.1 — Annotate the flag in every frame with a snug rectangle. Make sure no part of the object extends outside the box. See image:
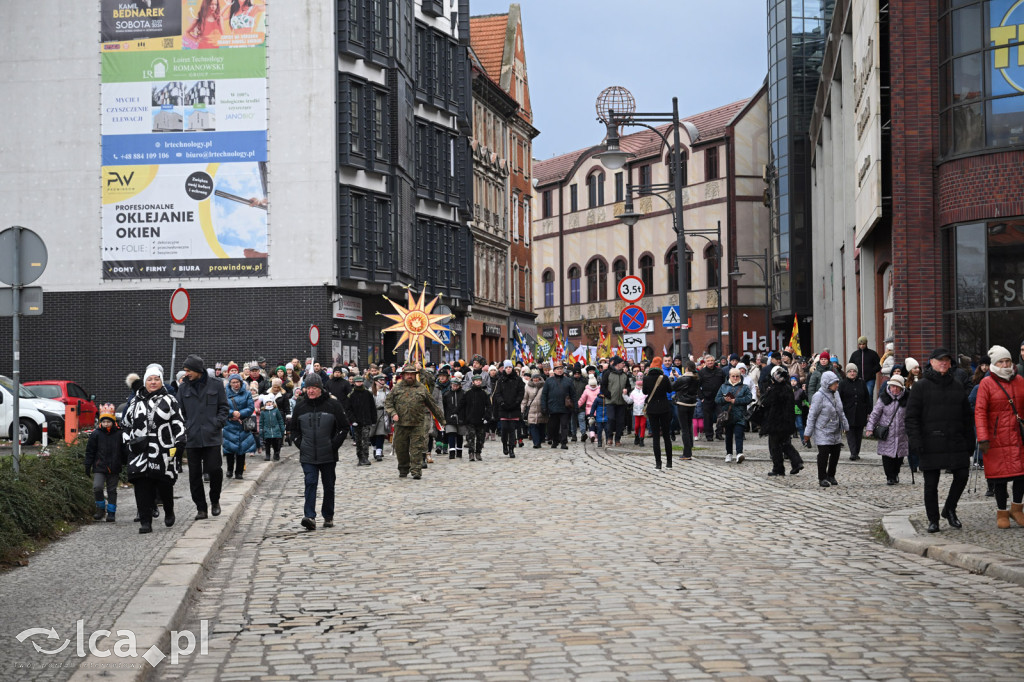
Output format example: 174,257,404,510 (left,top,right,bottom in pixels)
536,337,550,360
789,314,802,356
617,334,626,360
554,329,565,363
599,325,611,359
663,345,668,357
